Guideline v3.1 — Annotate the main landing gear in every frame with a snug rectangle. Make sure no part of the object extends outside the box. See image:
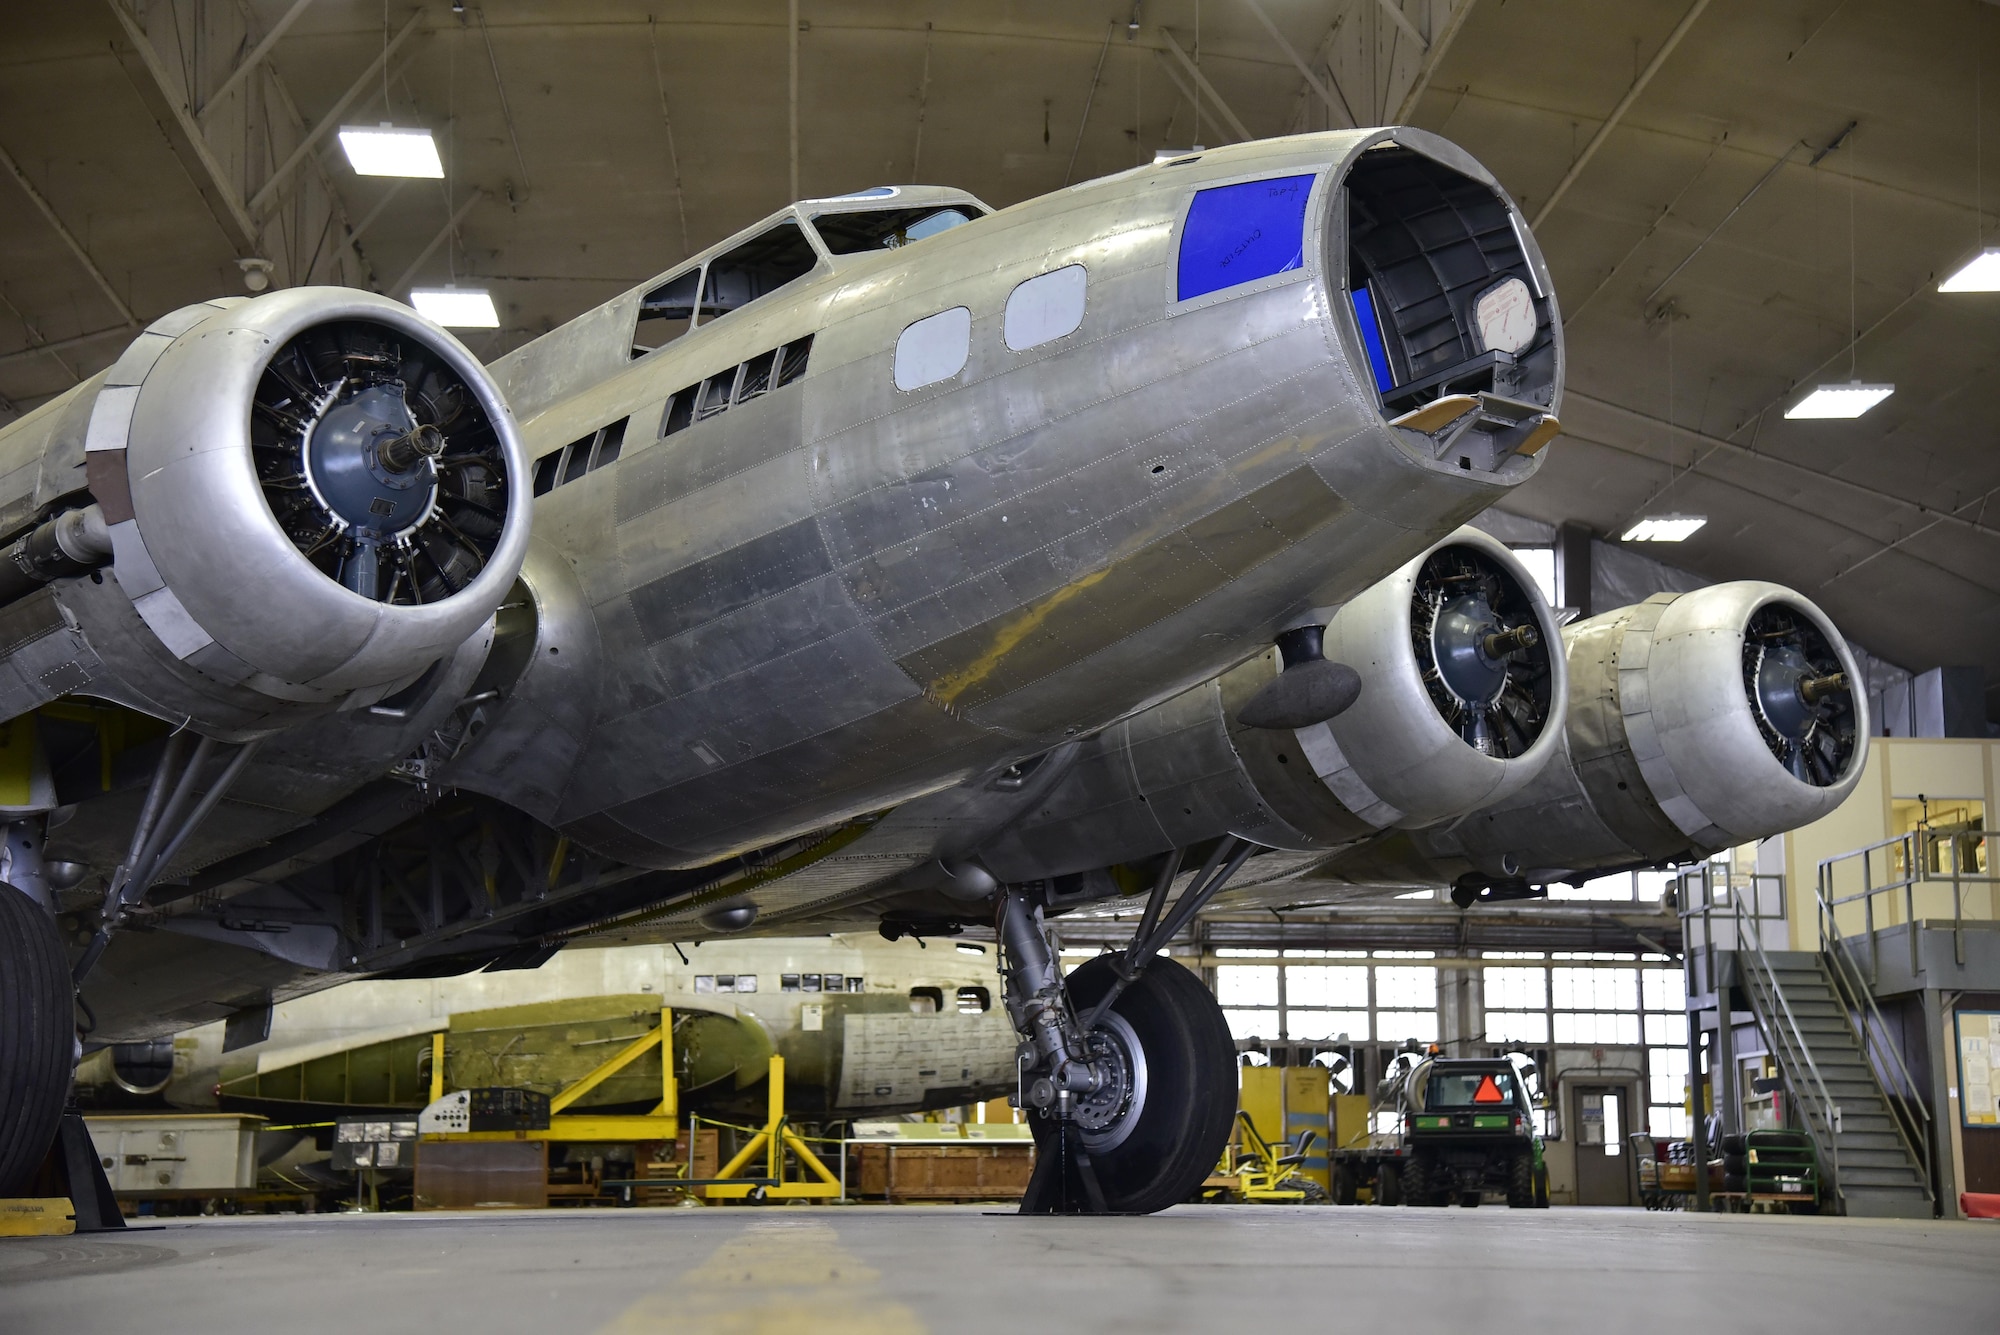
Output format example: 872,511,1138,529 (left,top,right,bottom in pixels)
997,840,1251,1214
1,736,260,1200
0,879,75,1198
